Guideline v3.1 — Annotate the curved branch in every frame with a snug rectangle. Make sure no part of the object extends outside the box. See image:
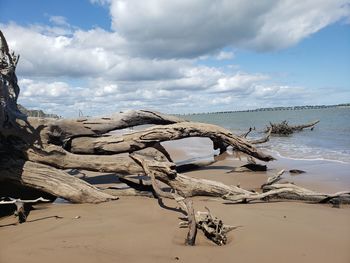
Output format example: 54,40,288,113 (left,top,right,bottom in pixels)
248,127,272,144
48,110,186,143
292,120,320,131
239,127,252,138
69,122,274,162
